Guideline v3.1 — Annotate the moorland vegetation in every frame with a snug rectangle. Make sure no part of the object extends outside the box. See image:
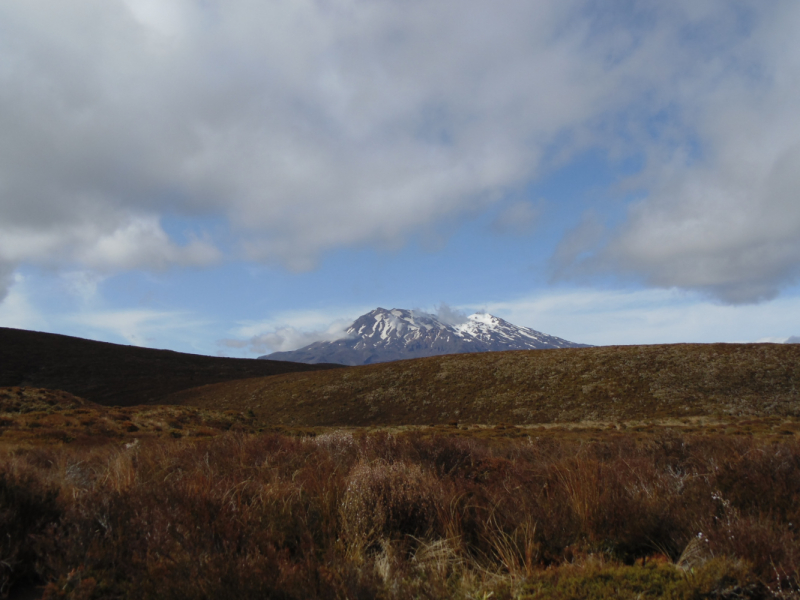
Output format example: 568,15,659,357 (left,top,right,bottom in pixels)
2,424,800,599
2,336,800,598
167,343,800,427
